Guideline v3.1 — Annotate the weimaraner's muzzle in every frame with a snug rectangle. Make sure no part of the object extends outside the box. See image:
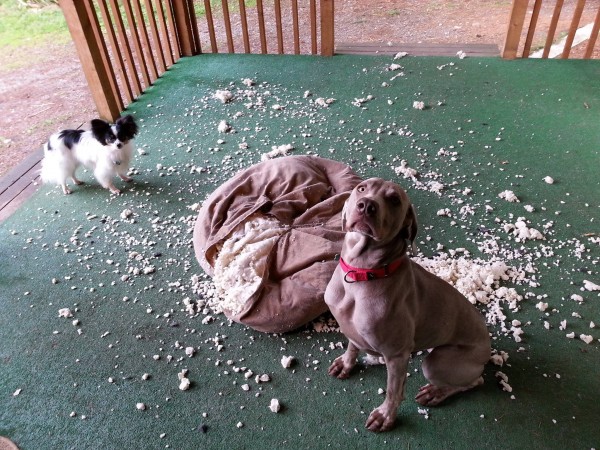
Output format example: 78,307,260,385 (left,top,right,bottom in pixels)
325,178,491,432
